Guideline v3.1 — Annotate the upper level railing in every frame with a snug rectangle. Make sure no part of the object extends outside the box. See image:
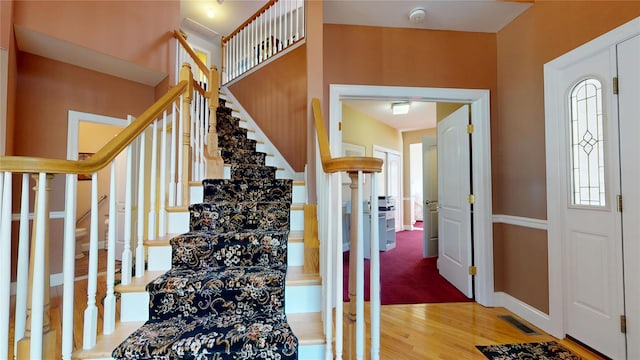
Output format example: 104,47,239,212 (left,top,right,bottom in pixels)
221,0,305,84
312,98,383,360
0,40,219,358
